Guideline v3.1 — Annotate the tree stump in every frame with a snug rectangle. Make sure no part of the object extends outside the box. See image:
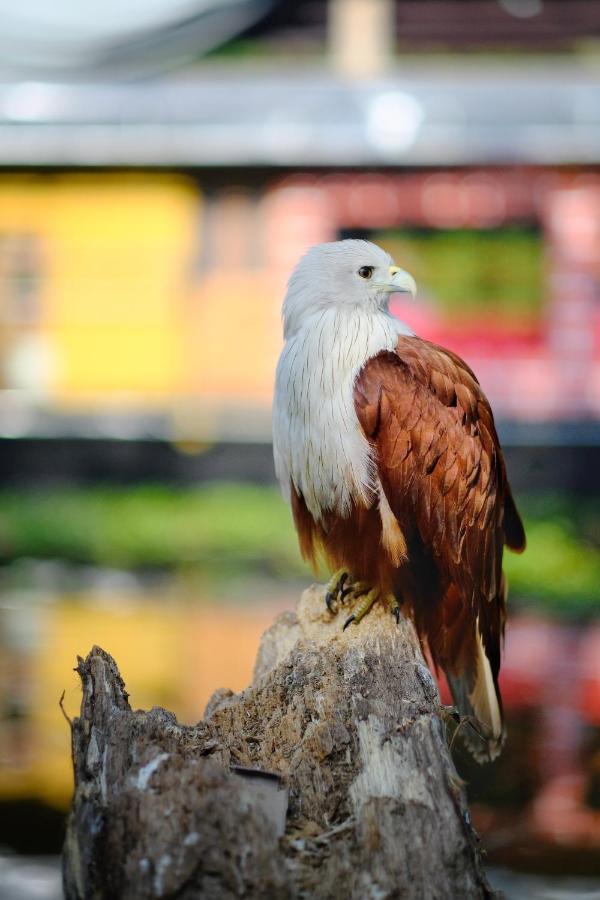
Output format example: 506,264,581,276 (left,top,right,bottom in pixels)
63,585,496,899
